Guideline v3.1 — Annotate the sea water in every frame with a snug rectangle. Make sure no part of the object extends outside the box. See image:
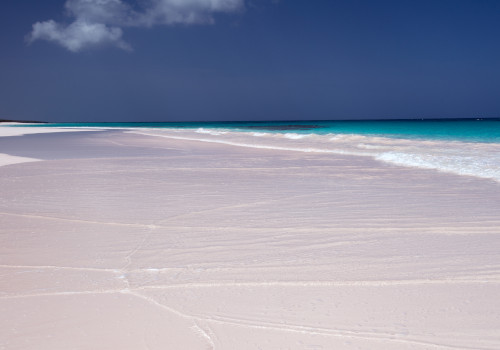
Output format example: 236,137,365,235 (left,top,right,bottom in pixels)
14,119,500,182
